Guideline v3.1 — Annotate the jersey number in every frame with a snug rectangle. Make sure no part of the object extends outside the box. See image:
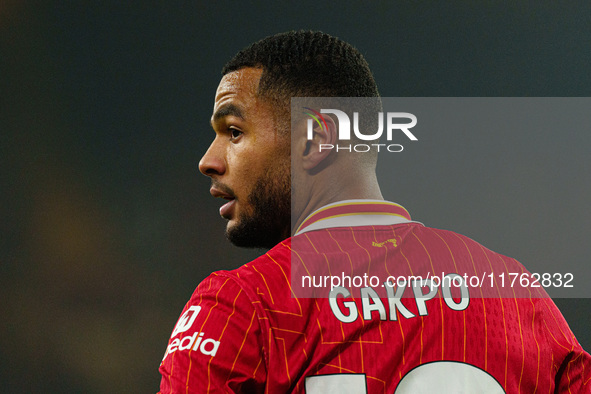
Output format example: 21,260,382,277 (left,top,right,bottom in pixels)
305,361,505,393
